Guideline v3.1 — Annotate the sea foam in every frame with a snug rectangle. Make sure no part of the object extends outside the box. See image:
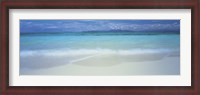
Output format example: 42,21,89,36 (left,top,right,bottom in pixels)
20,48,173,57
